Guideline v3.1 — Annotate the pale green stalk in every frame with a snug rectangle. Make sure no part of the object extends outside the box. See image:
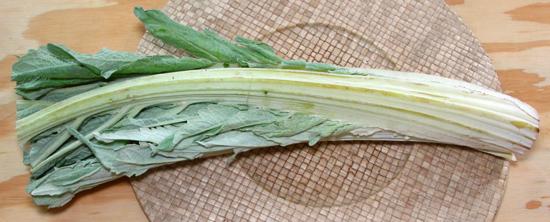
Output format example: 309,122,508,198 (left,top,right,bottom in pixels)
17,68,539,160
